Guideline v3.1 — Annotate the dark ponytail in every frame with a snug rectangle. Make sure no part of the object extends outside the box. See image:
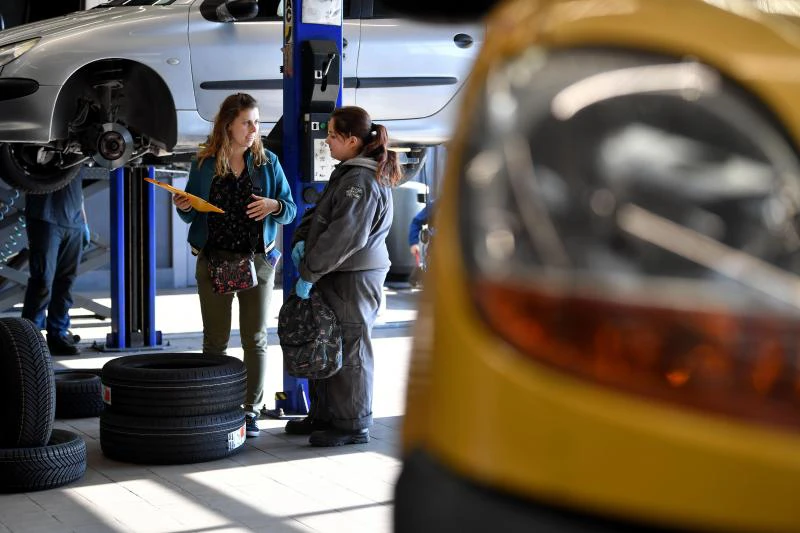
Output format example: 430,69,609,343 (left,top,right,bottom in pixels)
330,106,403,186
